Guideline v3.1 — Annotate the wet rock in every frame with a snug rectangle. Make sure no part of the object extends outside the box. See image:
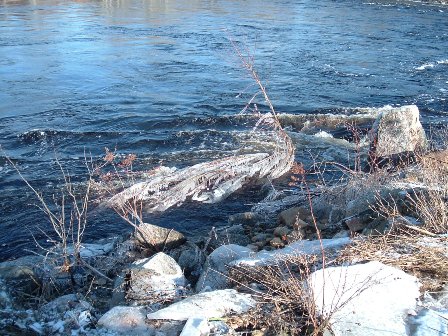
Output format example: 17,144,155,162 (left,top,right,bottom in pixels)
126,252,188,304
195,245,252,292
278,207,299,227
98,306,151,334
310,261,420,336
253,241,266,249
369,105,427,164
362,217,391,236
147,289,255,321
136,223,185,250
114,237,144,265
